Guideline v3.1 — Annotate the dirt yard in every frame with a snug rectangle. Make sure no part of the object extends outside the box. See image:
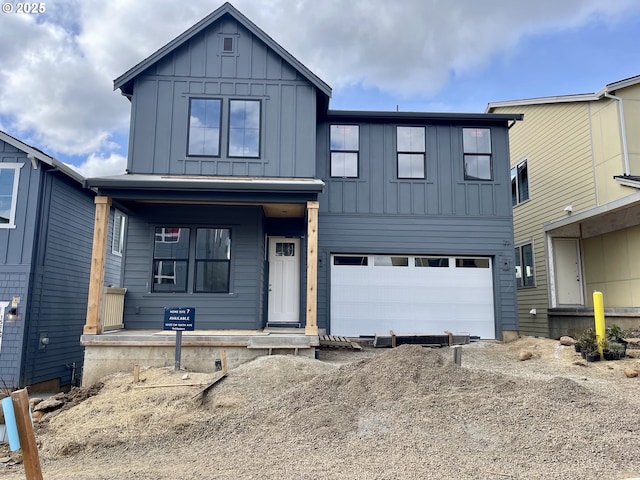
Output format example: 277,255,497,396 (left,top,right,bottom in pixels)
1,336,640,480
